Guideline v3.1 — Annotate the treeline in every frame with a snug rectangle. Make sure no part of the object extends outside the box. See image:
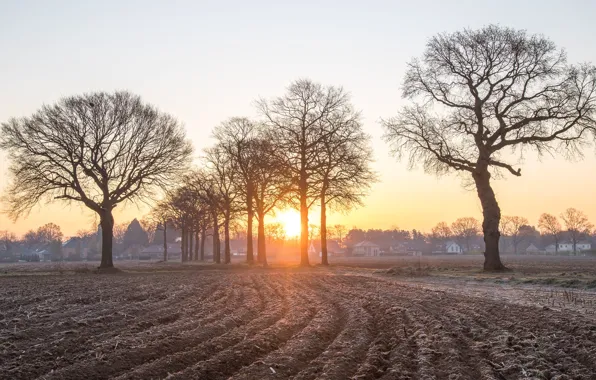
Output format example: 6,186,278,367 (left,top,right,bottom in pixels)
341,209,595,255
2,26,596,270
145,79,376,266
